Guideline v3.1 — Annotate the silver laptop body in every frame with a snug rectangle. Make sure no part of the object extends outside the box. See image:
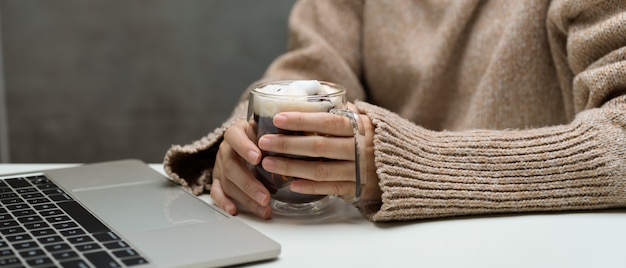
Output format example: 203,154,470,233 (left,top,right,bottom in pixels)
0,159,280,267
